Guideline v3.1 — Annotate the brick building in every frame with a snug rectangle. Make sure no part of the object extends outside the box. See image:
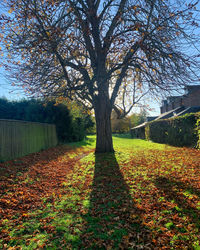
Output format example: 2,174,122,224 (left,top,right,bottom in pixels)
131,85,200,138
160,85,200,114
